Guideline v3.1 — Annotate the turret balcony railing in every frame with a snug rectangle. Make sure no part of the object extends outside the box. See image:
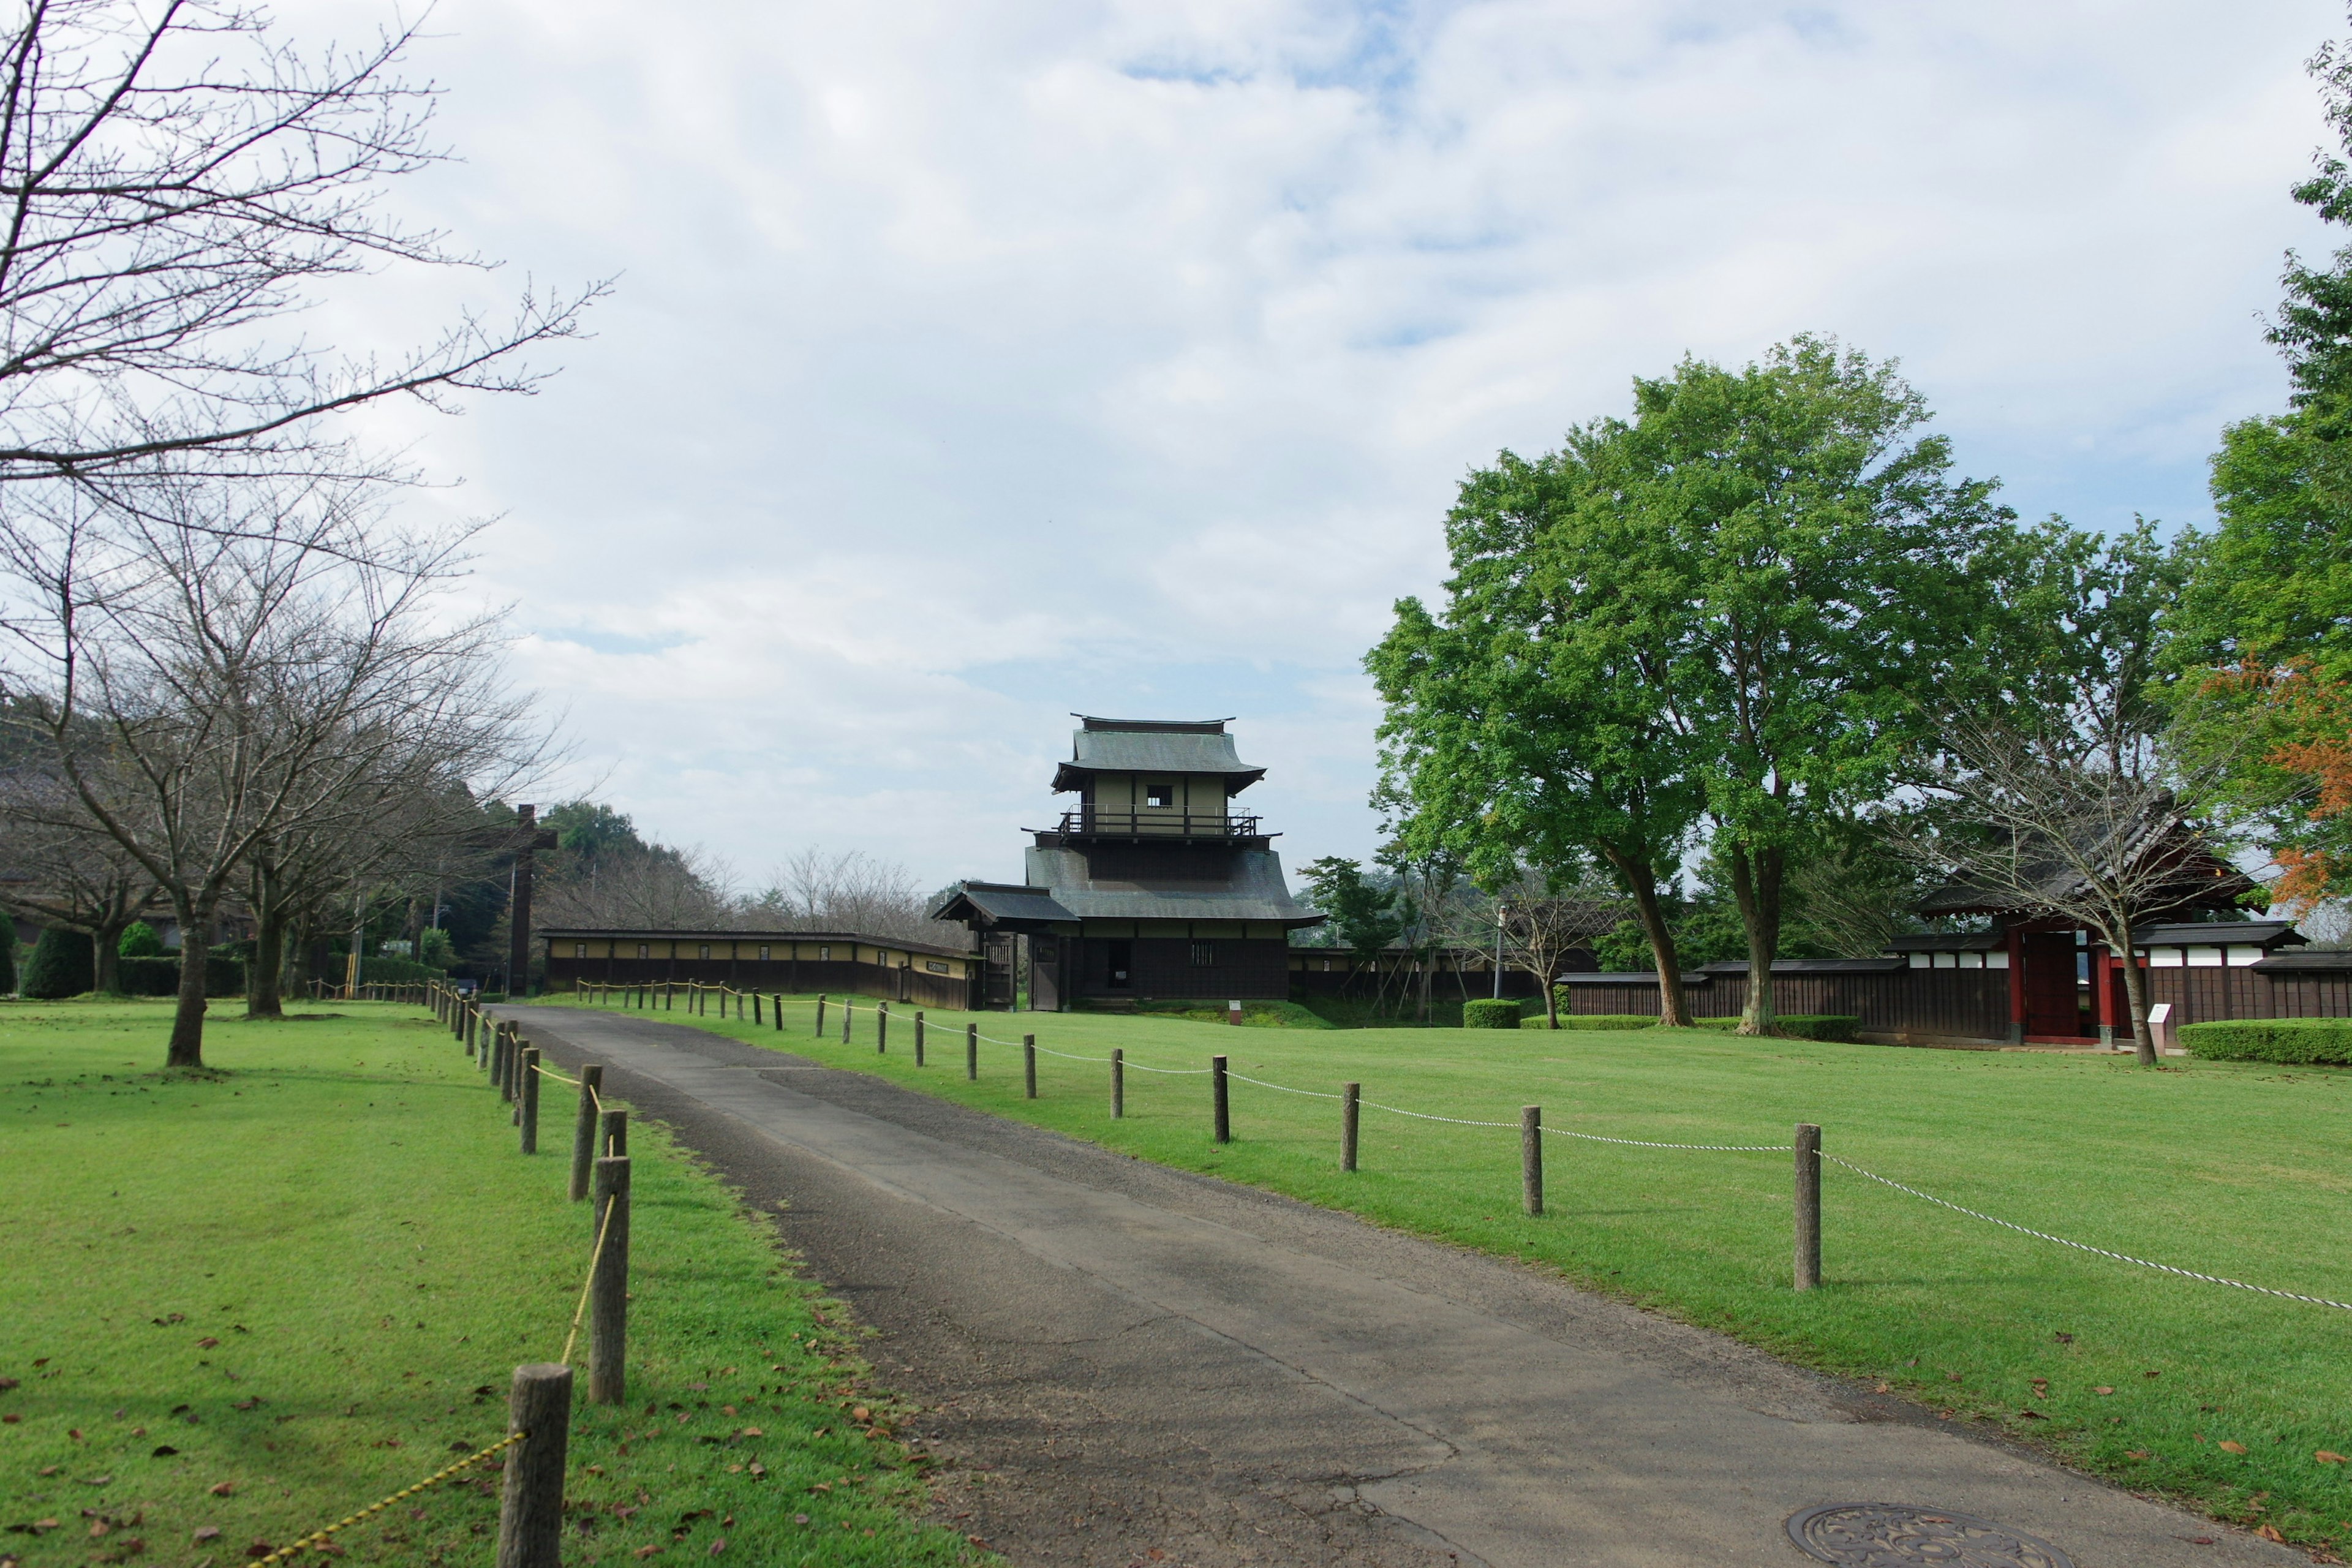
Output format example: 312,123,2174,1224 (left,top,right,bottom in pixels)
1042,810,1264,839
